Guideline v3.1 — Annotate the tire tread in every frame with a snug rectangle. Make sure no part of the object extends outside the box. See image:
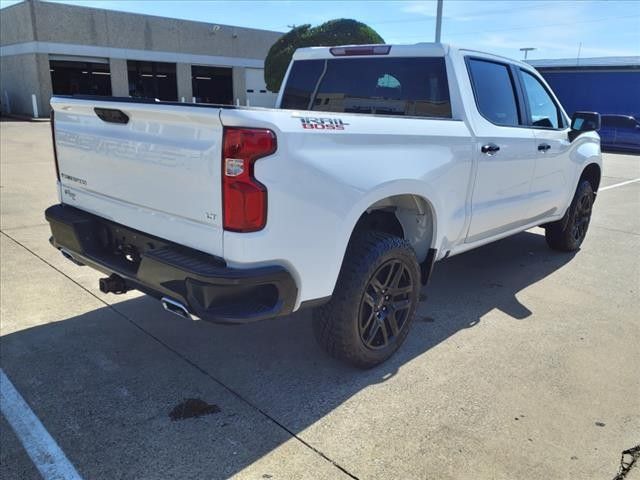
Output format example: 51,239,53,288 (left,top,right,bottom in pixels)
312,231,419,368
